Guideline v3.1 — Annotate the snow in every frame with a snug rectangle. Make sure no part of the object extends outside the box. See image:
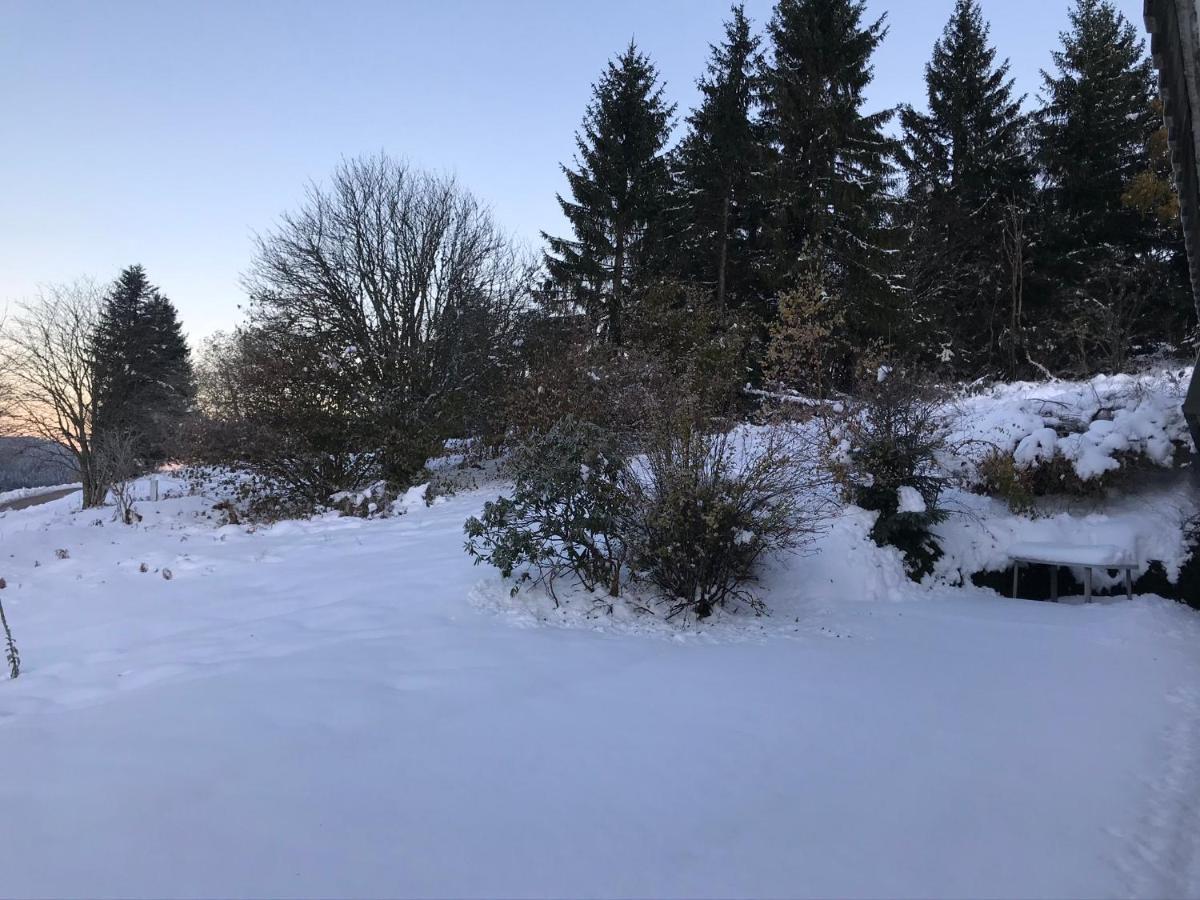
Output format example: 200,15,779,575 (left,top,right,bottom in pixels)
1014,426,1061,468
1008,541,1134,567
897,485,927,514
936,474,1198,587
0,455,1197,898
952,368,1194,484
